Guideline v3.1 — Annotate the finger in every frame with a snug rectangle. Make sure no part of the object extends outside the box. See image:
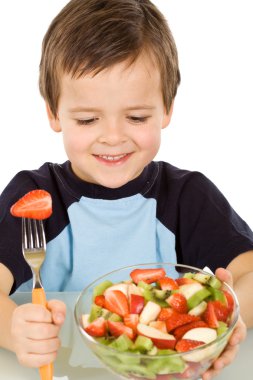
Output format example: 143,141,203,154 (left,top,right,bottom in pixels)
213,343,239,369
215,267,233,287
27,336,61,355
25,322,61,340
202,367,222,380
17,350,58,368
13,304,52,323
47,299,66,325
229,317,247,345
